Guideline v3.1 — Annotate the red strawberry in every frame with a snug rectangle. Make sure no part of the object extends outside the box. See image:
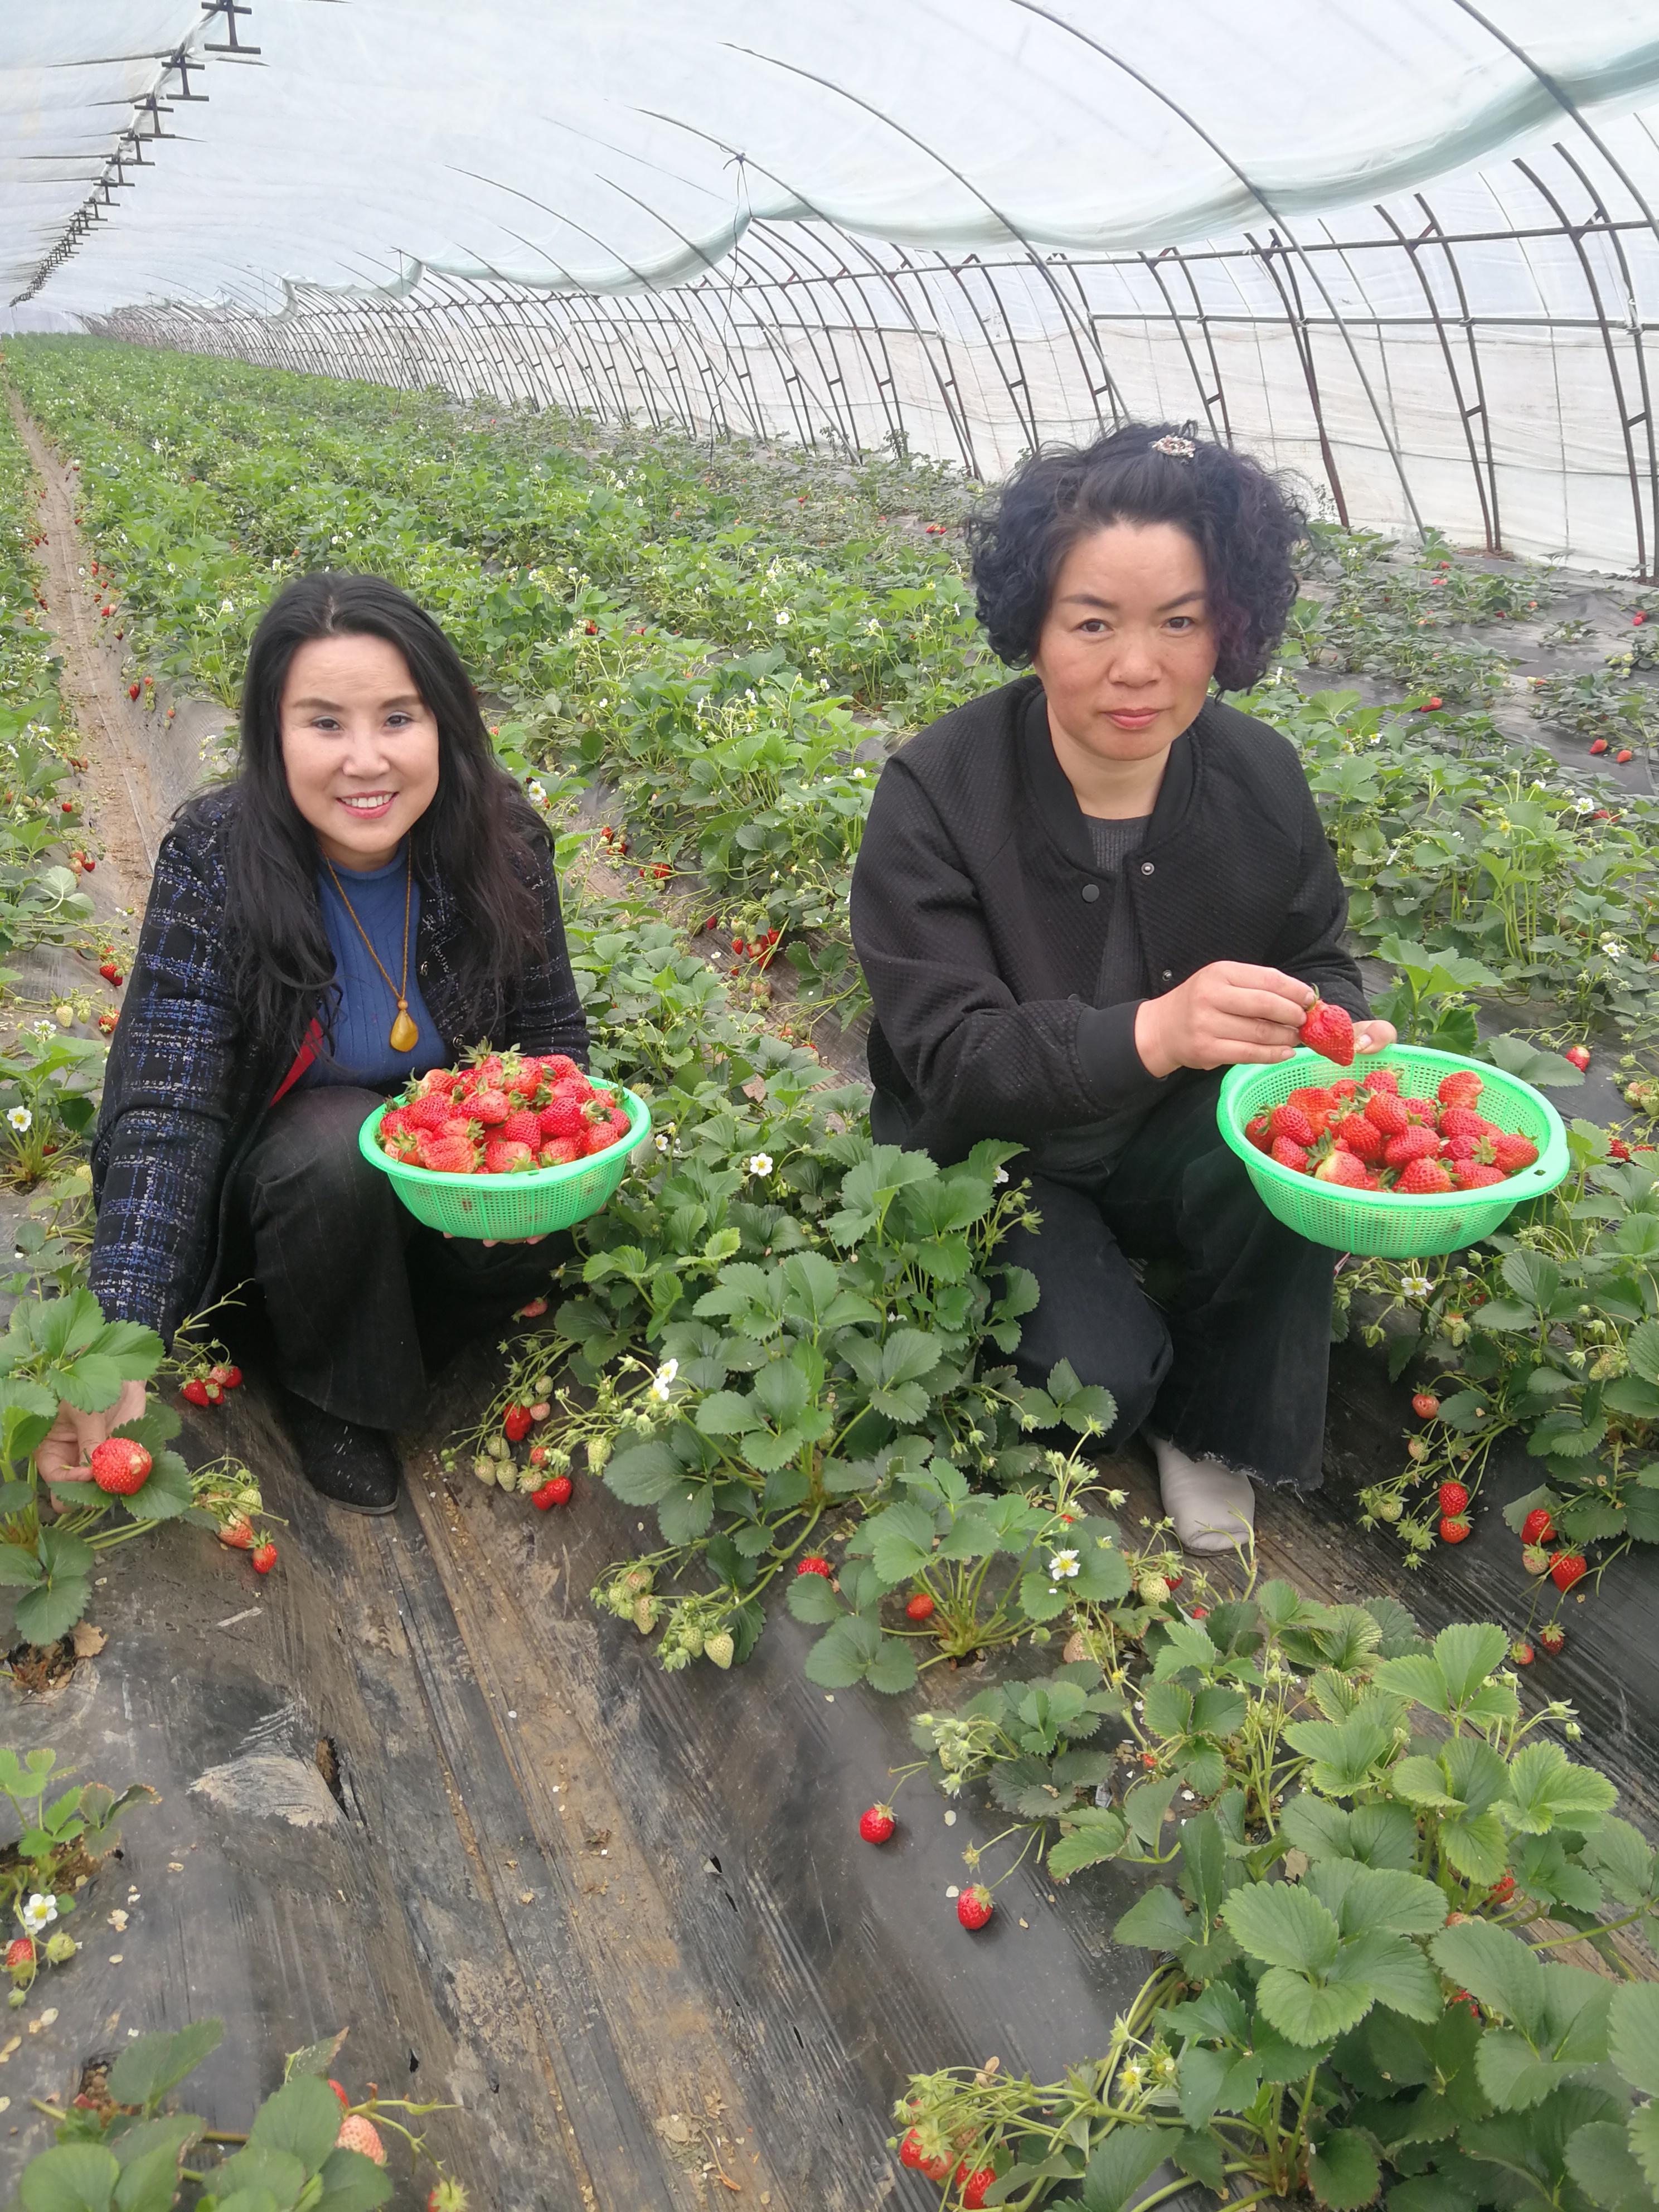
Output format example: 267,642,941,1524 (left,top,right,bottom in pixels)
581,1123,619,1157
1617,749,1633,764
1335,1116,1385,1164
1491,1133,1539,1174
859,1803,896,1844
90,1437,152,1495
98,961,122,985
499,1108,541,1148
1398,1157,1454,1194
1511,1639,1534,1666
1244,1115,1273,1157
1550,1552,1587,1592
1268,1103,1317,1147
899,2132,951,2181
539,1096,588,1141
544,1055,581,1082
219,1516,256,1549
1539,1621,1566,1653
503,1404,533,1443
1438,1107,1495,1142
1439,1515,1471,1544
905,1592,936,1621
406,1092,457,1132
1413,1393,1442,1420
1438,1479,1468,1515
1521,1508,1556,1545
470,1086,511,1126
484,1139,535,1174
1365,1066,1401,1094
1452,1161,1507,1190
181,1376,212,1407
1366,1091,1411,1137
1437,1070,1484,1108
128,683,140,700
251,1541,277,1574
210,1364,242,1390
532,1474,574,1508
1564,1045,1591,1071
1314,1148,1371,1188
1590,738,1609,756
5,1937,33,1971
1385,1128,1442,1170
1287,1086,1336,1133
959,2169,996,2209
540,1138,583,1166
957,1885,993,1930
1488,1871,1516,1904
1298,997,1355,1065
510,1061,544,1098
419,1131,476,1175
1269,1136,1310,1172
795,1555,832,1578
